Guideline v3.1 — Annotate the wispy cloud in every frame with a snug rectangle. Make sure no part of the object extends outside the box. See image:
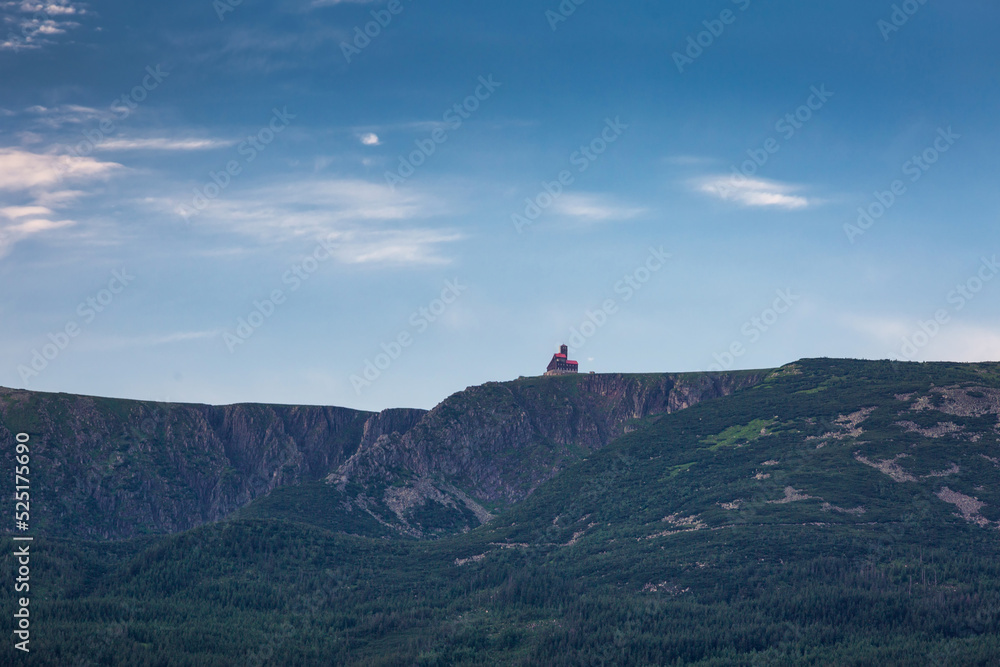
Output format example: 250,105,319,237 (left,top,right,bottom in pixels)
838,314,911,343
311,0,380,6
840,314,1000,362
552,193,646,223
0,147,122,192
664,154,717,166
696,175,811,210
22,104,103,128
325,228,463,265
0,205,74,257
167,178,463,266
0,148,122,256
87,330,223,349
96,138,234,151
